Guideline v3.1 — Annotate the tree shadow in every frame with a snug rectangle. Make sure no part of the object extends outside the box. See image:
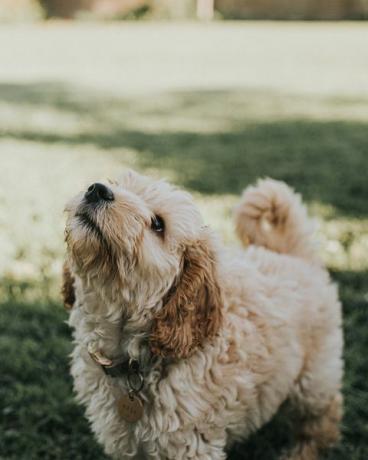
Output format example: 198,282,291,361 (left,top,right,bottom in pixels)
0,298,108,460
1,81,367,218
